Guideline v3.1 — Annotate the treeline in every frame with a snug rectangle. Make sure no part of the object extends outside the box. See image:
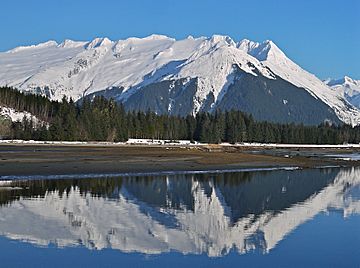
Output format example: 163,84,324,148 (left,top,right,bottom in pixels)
1,86,360,144
0,86,60,119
